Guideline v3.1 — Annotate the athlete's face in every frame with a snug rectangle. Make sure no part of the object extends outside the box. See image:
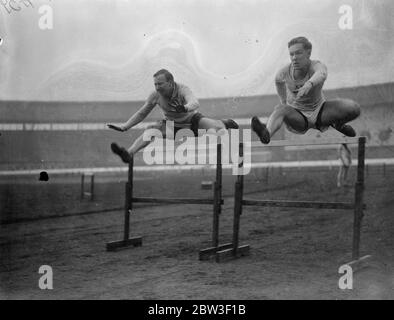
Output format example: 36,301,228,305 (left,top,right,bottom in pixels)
289,43,311,70
154,74,173,97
